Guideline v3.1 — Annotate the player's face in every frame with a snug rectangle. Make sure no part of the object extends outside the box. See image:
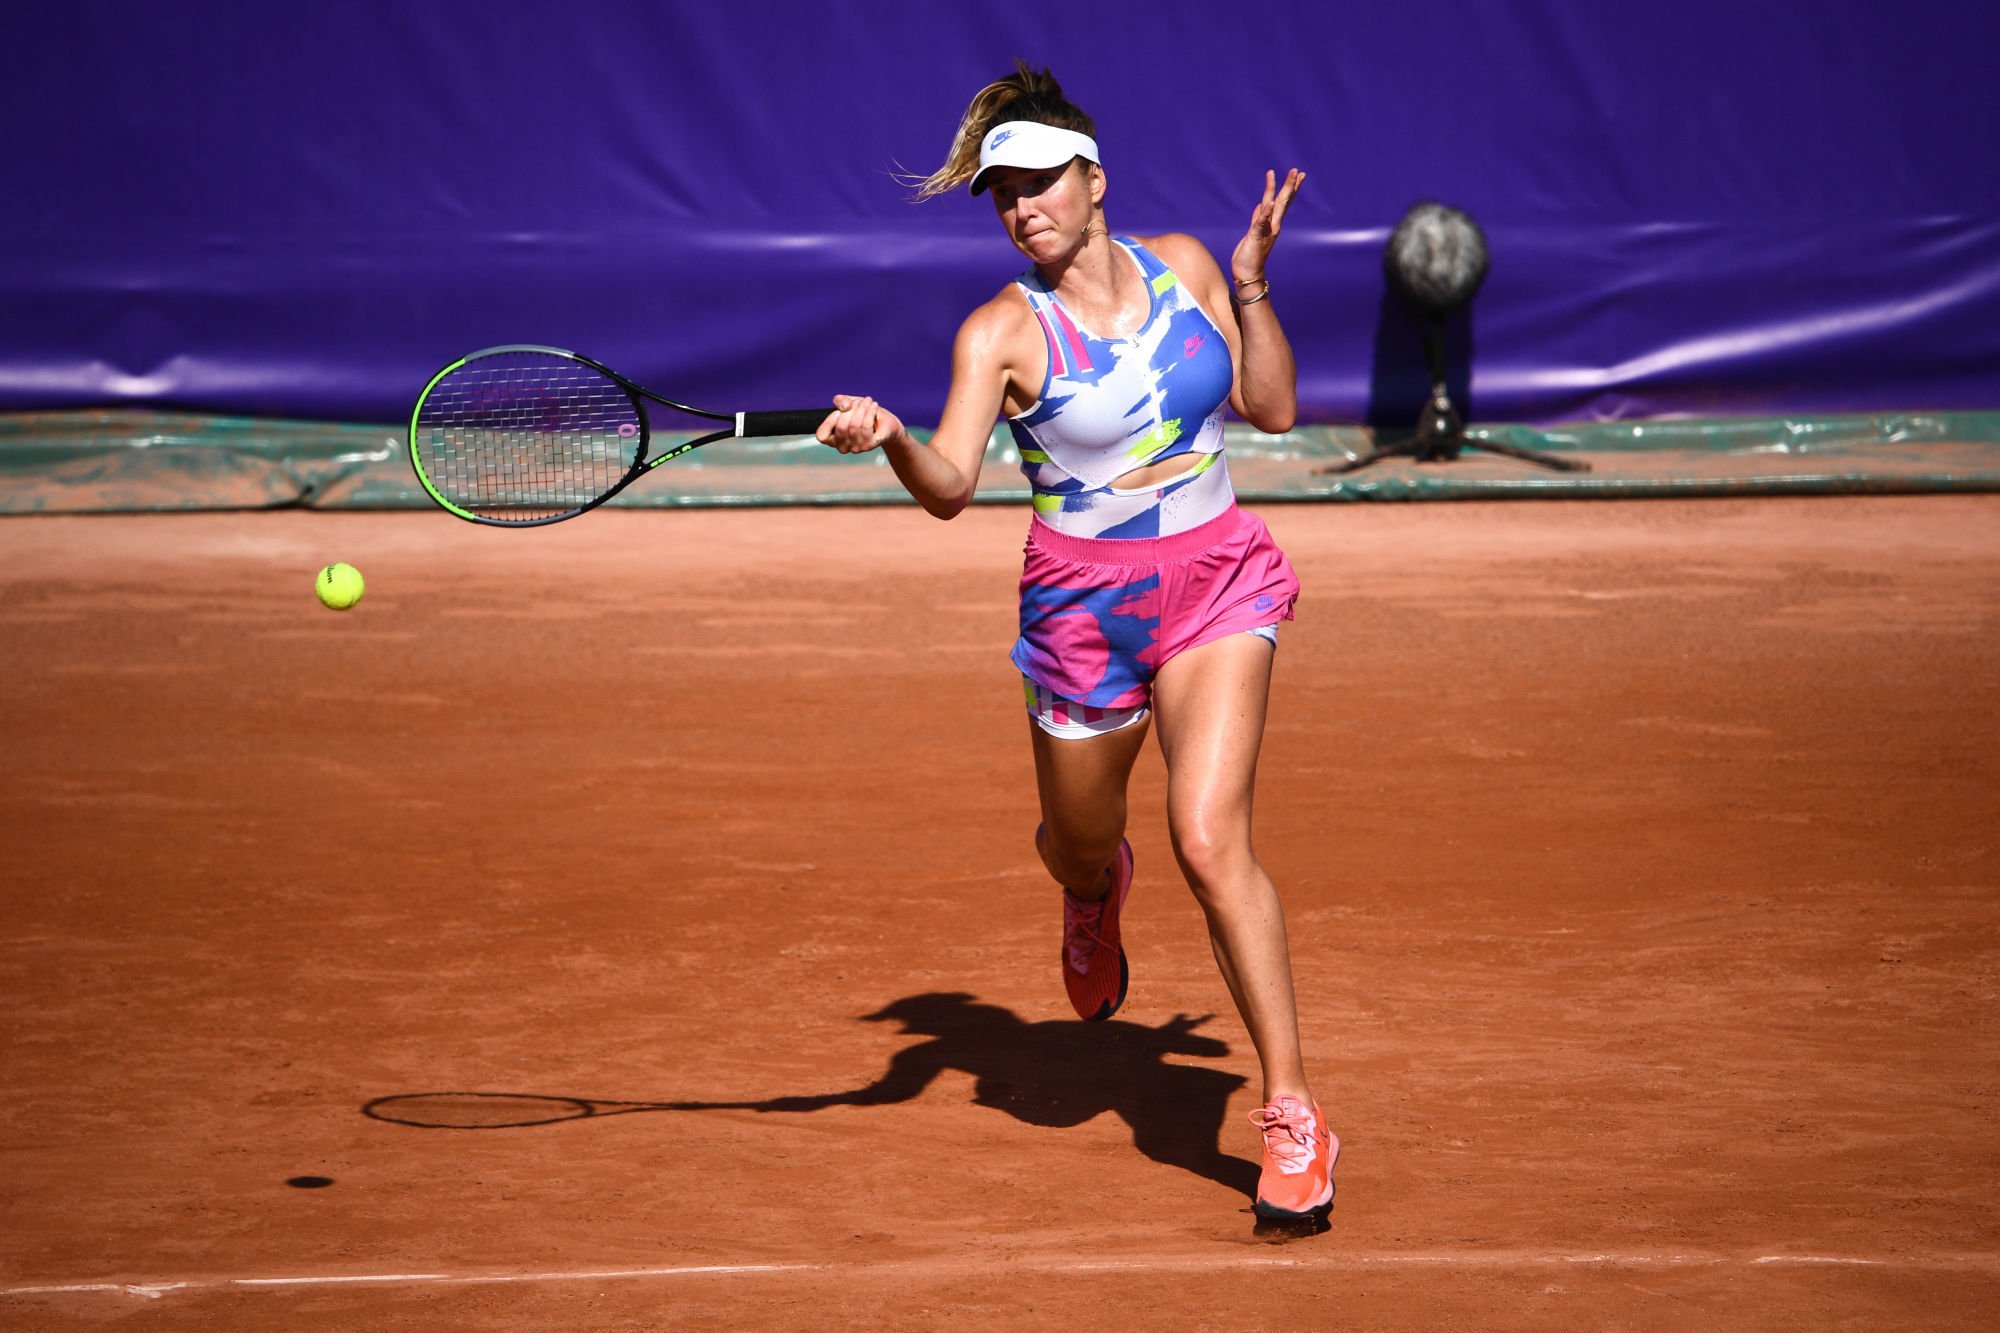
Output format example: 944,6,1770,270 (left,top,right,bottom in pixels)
988,161,1101,265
